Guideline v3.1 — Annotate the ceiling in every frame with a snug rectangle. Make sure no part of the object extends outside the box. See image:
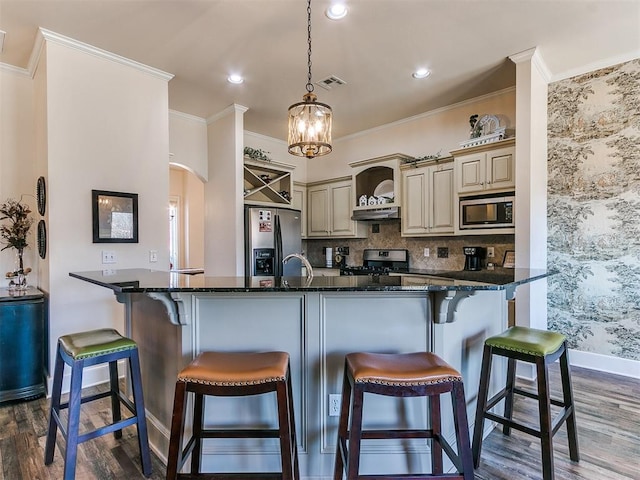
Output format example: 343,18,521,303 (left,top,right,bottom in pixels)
0,1,638,140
